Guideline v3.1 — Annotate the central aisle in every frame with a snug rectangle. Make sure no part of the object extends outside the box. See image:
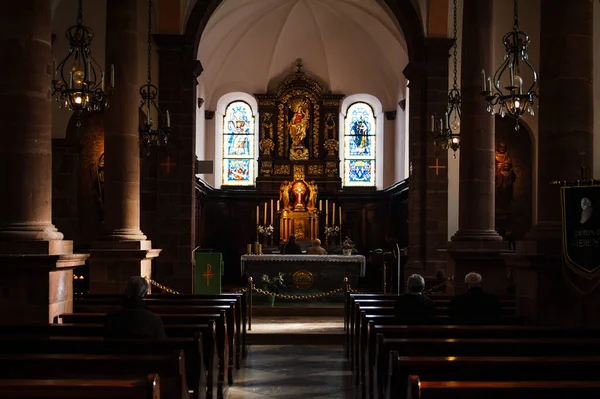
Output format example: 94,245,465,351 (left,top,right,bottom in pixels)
226,345,355,399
